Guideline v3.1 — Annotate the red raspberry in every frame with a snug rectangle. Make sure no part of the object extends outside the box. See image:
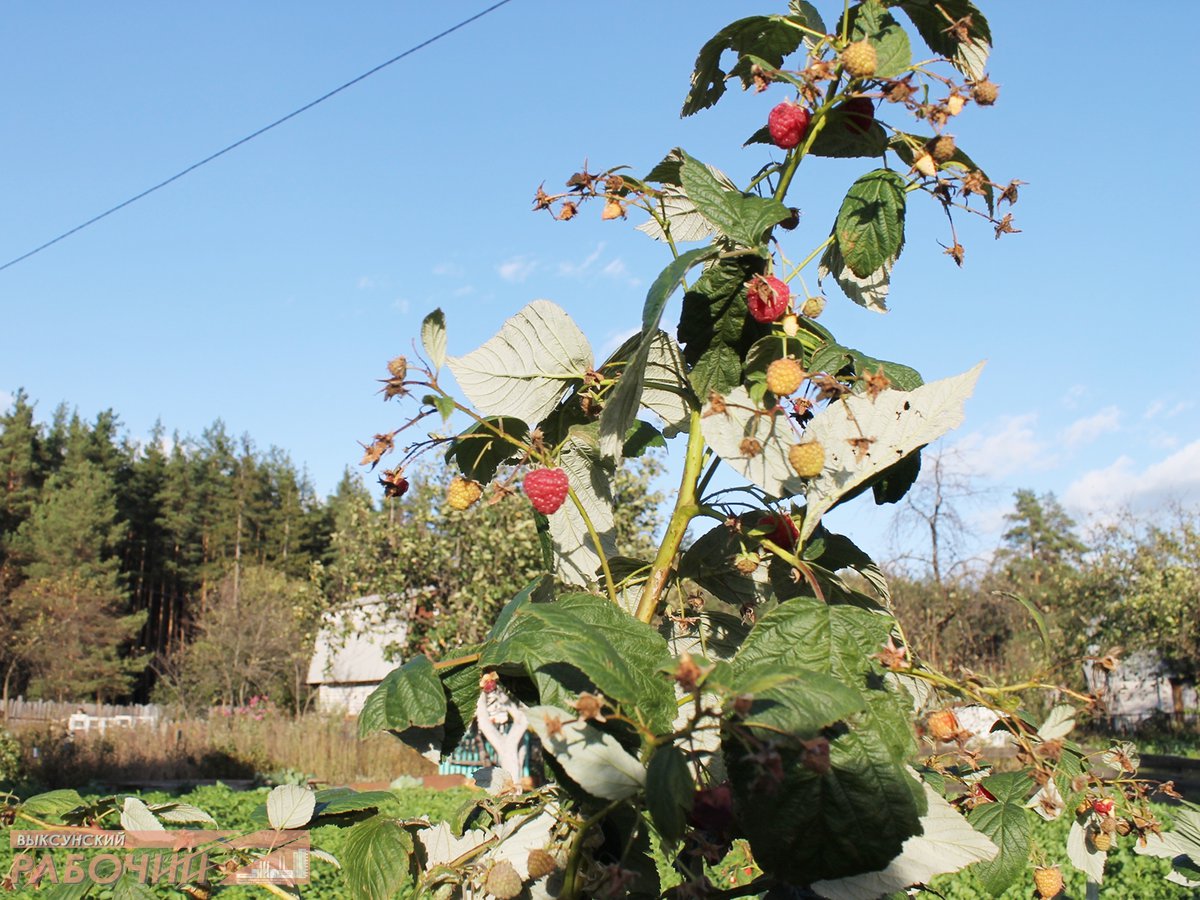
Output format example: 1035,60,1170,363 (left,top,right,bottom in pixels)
1091,798,1115,816
768,102,810,150
523,467,570,515
745,275,790,323
840,96,875,134
757,513,799,550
